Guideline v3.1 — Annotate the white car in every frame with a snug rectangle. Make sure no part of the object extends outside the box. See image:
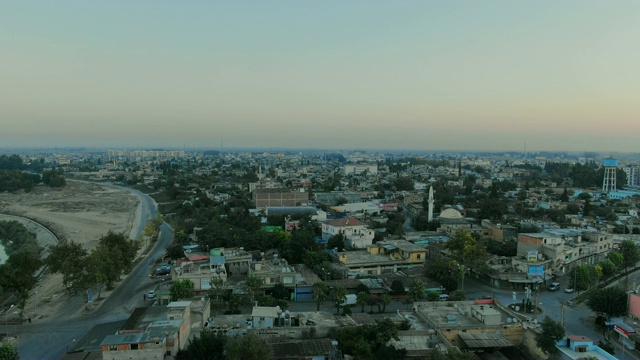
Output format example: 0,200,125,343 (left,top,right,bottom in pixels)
564,287,574,294
147,290,156,299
